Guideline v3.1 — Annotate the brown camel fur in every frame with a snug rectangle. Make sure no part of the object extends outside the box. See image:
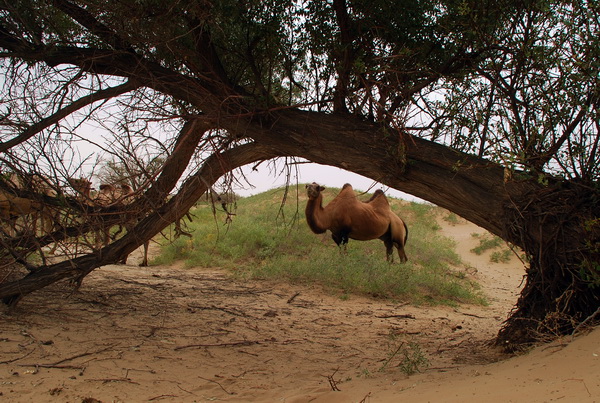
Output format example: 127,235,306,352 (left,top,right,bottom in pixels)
0,192,43,235
70,179,149,266
305,182,408,262
0,173,57,237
